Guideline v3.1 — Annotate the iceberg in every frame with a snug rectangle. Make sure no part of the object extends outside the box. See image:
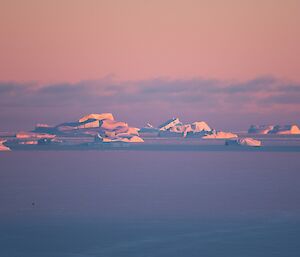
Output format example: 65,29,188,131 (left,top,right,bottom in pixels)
203,131,238,139
11,113,144,147
225,137,262,147
0,140,11,151
126,127,140,135
139,123,159,137
127,136,144,143
157,118,213,138
54,113,139,138
268,125,300,135
248,125,274,134
158,118,182,131
79,113,114,123
248,124,300,135
100,119,128,131
191,121,211,132
77,119,101,129
95,133,144,143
